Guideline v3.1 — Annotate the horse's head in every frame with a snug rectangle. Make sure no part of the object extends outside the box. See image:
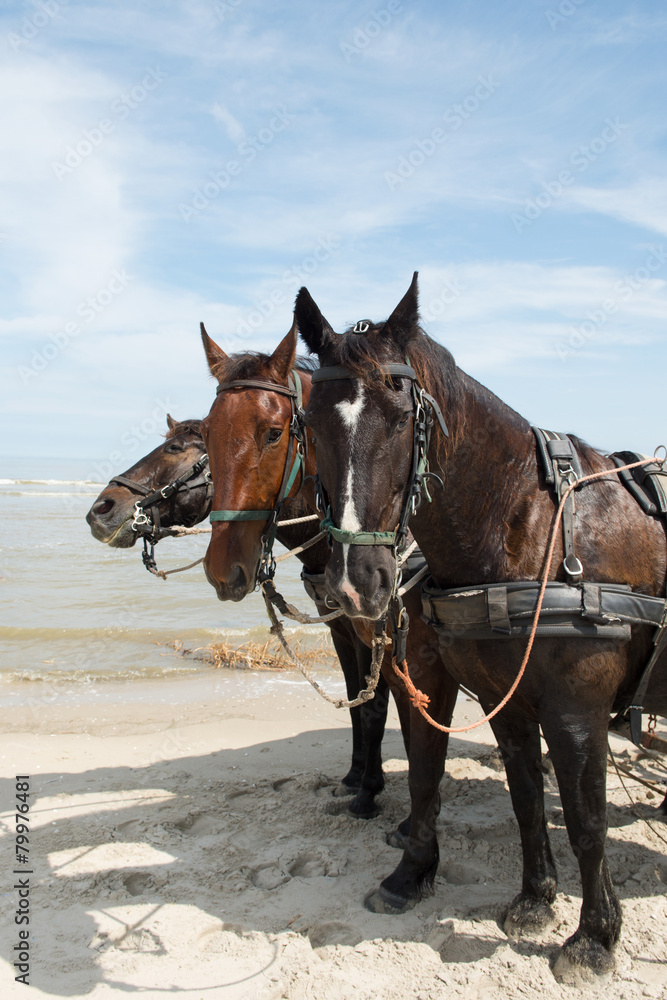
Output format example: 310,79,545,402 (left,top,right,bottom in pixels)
296,273,444,620
86,416,209,547
200,321,311,602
